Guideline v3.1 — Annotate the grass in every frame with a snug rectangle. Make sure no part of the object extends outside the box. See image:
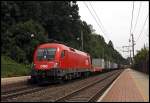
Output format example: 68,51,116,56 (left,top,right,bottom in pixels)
1,55,31,78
